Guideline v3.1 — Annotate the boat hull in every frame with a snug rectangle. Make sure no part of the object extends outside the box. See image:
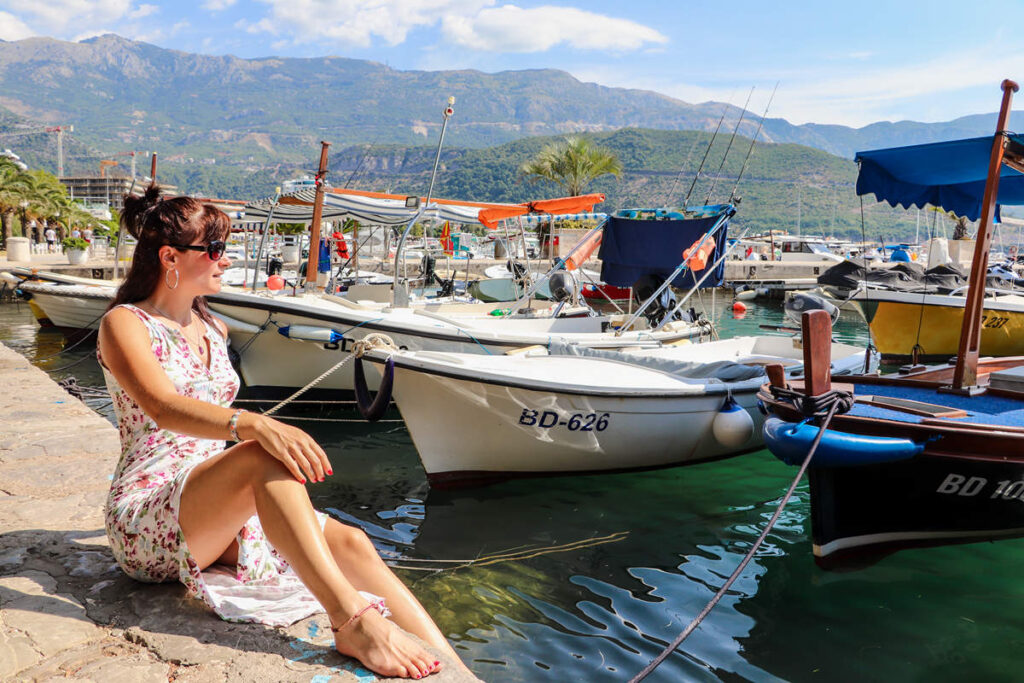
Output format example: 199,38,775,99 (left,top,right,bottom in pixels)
807,453,1024,562
207,293,699,394
860,293,1024,360
386,364,765,485
19,285,111,331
